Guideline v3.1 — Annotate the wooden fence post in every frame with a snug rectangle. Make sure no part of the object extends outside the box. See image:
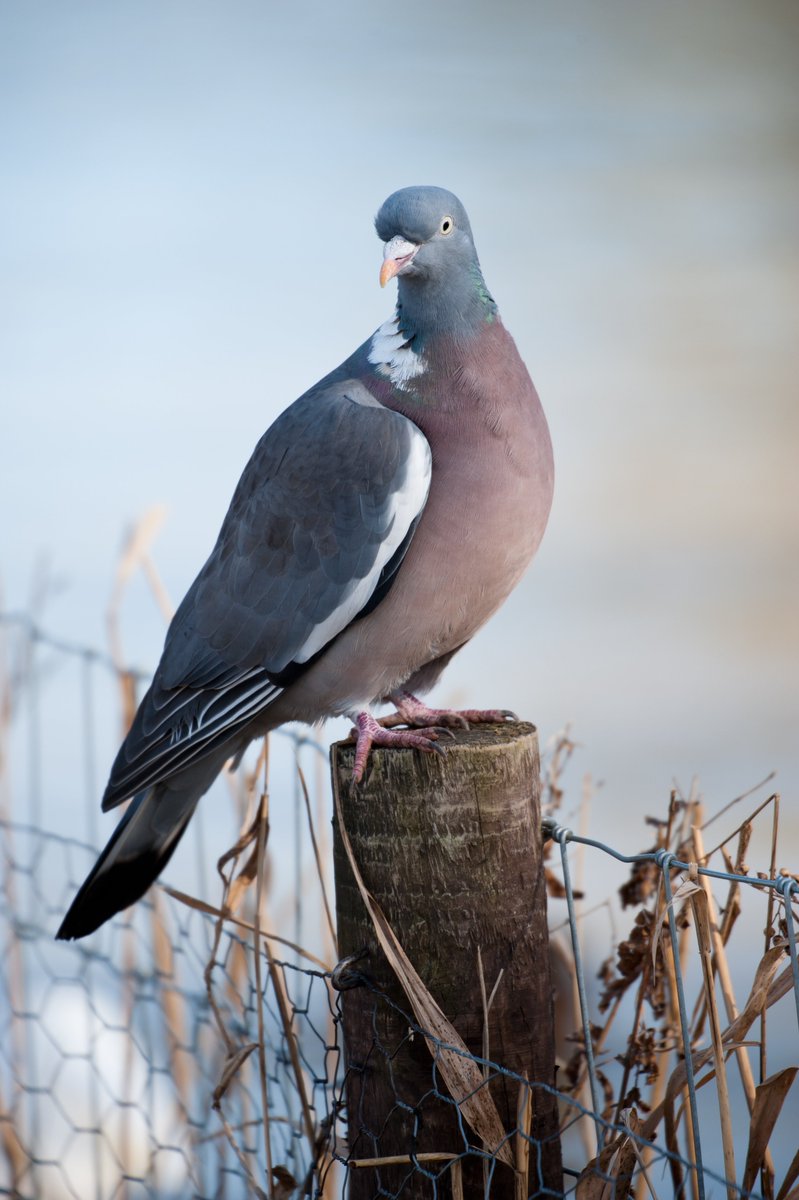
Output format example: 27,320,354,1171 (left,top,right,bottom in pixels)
331,721,562,1198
